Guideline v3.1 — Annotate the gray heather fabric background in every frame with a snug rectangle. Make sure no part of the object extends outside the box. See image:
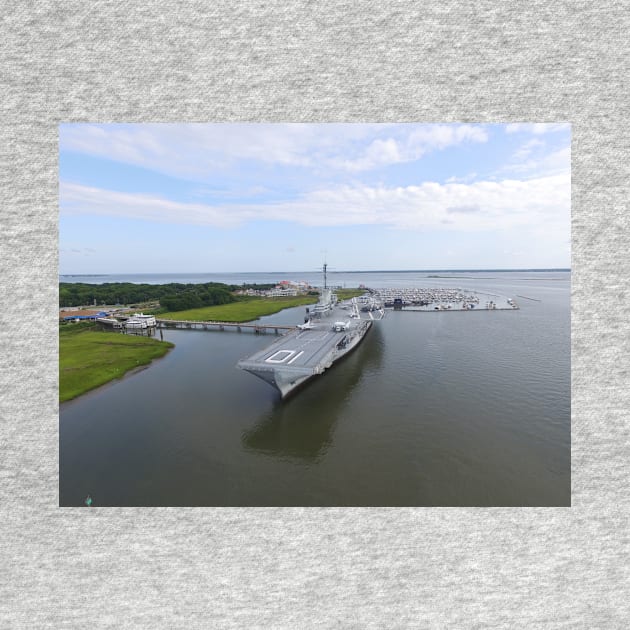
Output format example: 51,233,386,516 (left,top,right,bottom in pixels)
1,1,628,628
